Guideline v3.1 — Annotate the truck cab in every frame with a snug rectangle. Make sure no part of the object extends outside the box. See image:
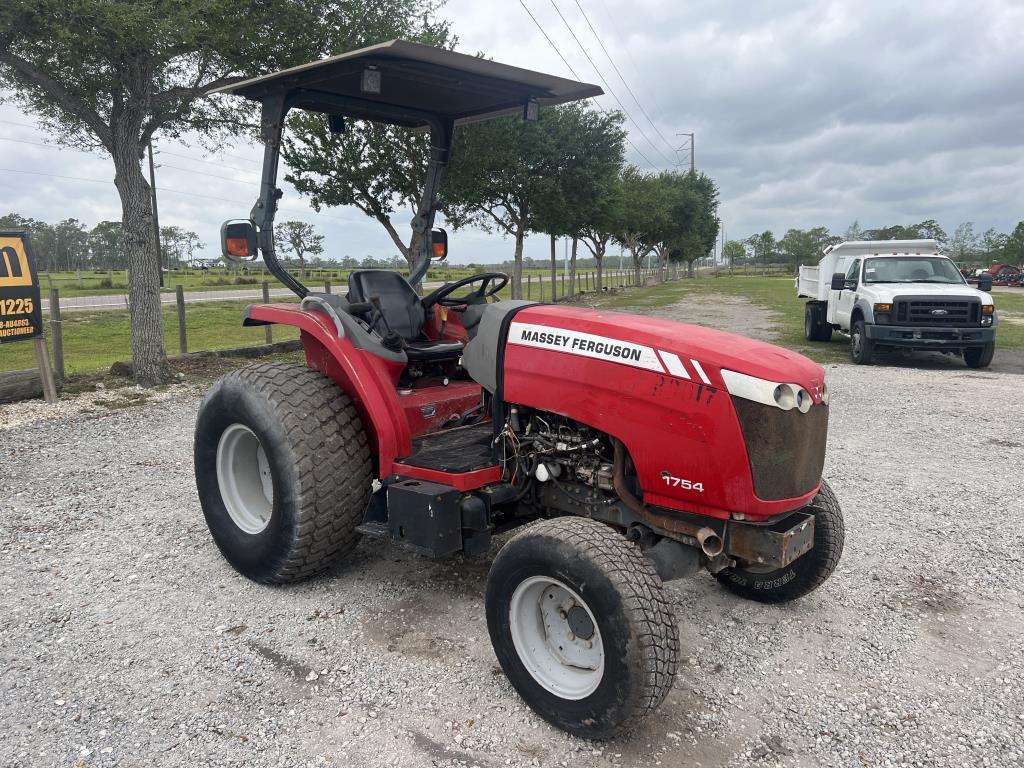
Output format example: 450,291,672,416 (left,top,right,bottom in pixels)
798,239,997,367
